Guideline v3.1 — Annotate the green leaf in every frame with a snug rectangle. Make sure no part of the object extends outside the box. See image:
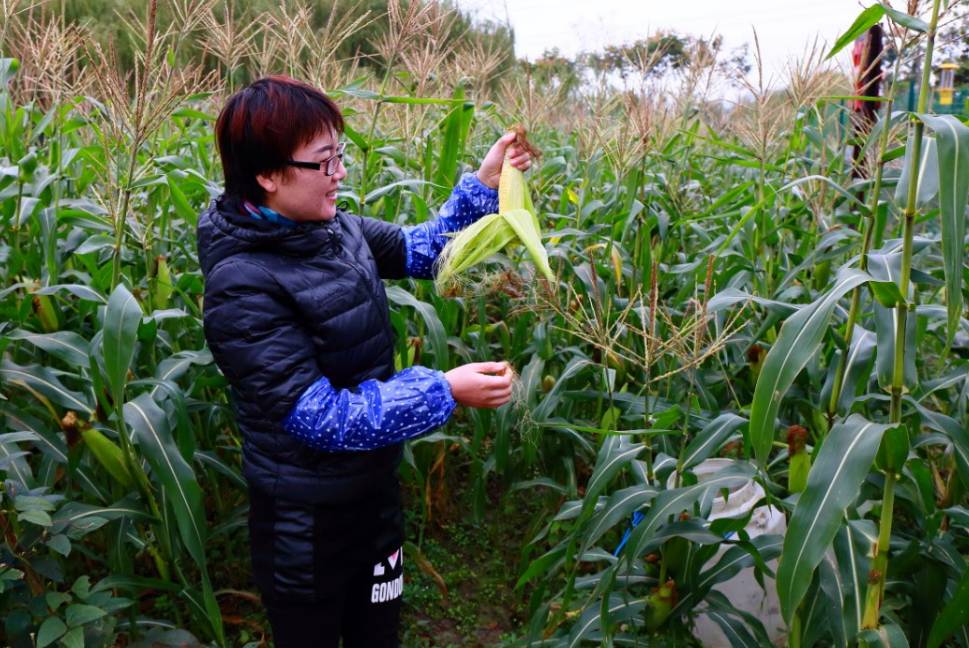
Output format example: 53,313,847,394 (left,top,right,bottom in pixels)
917,114,969,346
19,508,52,526
123,394,207,570
625,461,756,560
71,576,91,600
531,358,594,423
706,608,764,648
435,82,473,192
0,360,94,414
819,553,850,648
681,413,747,470
859,622,911,647
36,616,67,648
825,327,876,414
882,5,928,32
14,494,56,512
708,288,797,316
777,414,894,622
749,269,871,467
73,234,115,256
834,520,876,639
872,298,918,391
65,603,105,627
566,594,645,648
46,534,71,557
52,500,154,537
584,437,644,507
705,590,774,647
362,178,431,204
200,576,225,645
894,134,939,207
194,450,245,490
672,534,784,617
868,279,905,308
875,423,910,472
581,484,658,551
5,329,90,368
927,566,969,648
59,626,84,648
908,400,969,490
0,412,105,501
33,284,106,303
167,175,198,227
102,284,143,401
516,543,566,589
152,349,212,397
910,559,949,646
826,5,886,59
46,592,70,612
867,252,918,389
91,574,181,594
385,286,448,366
0,435,33,488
